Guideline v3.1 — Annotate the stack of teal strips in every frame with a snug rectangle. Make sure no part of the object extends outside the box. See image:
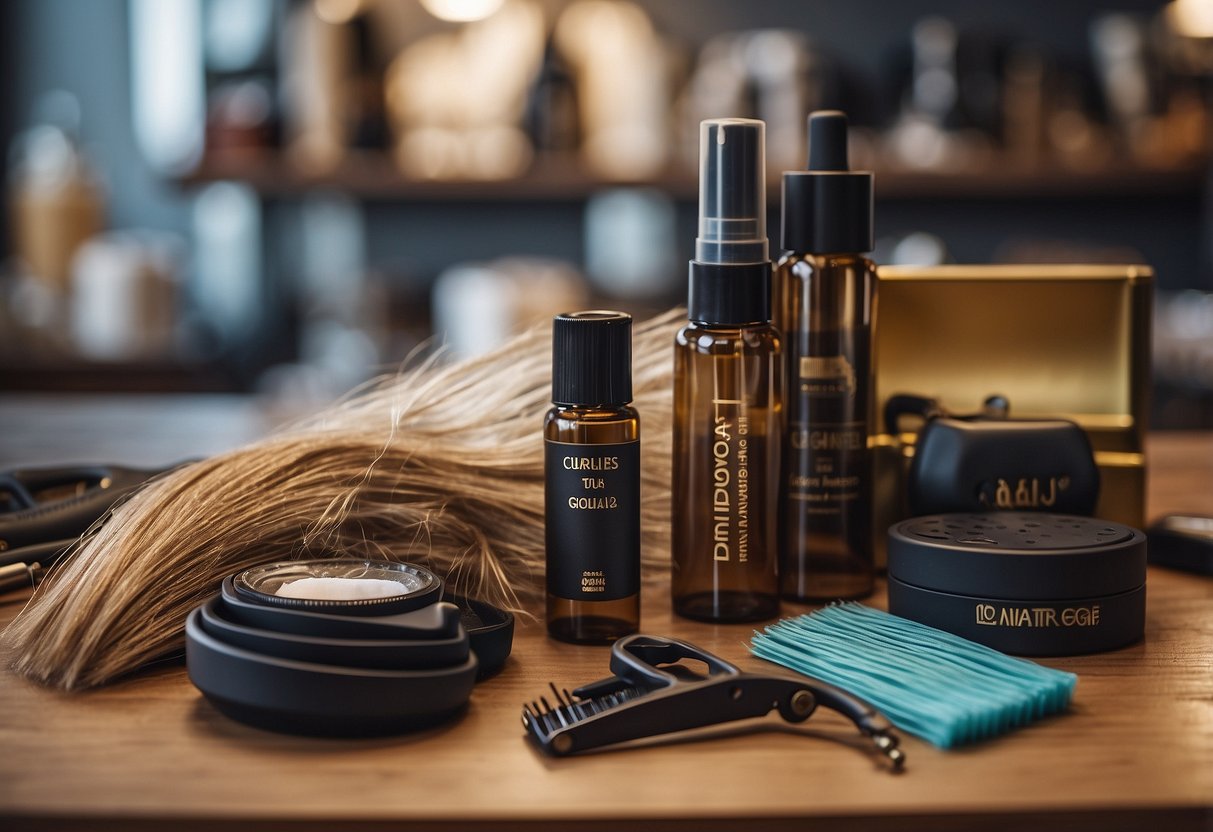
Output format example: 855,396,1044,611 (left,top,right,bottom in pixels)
750,603,1077,748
